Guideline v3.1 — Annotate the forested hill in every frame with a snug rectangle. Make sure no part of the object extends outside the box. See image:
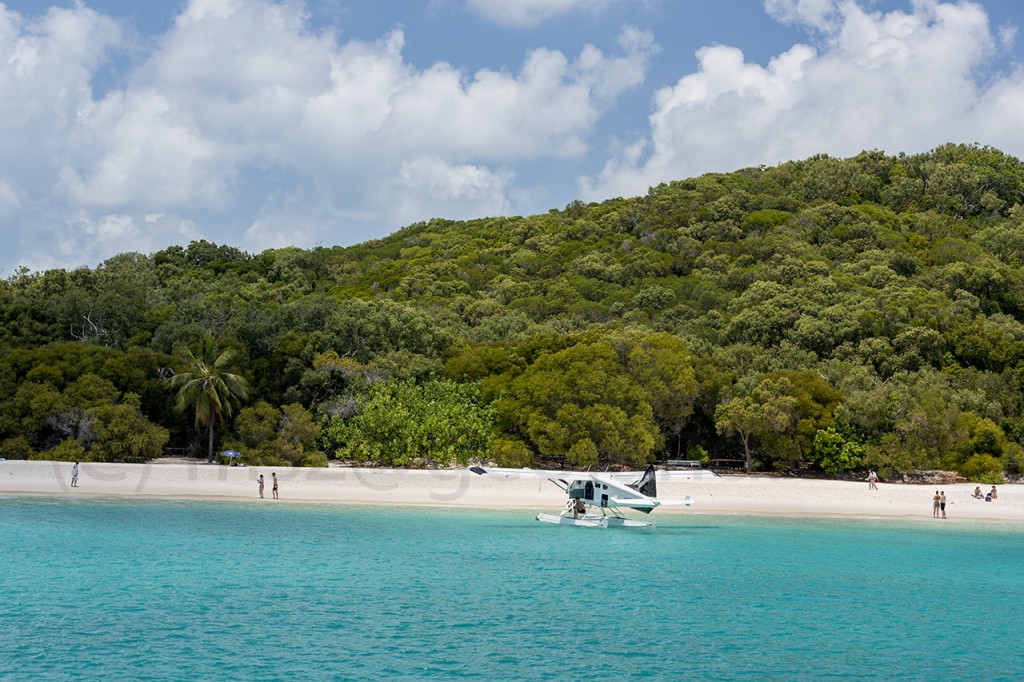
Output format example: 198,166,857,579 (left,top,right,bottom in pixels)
3,143,1024,482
